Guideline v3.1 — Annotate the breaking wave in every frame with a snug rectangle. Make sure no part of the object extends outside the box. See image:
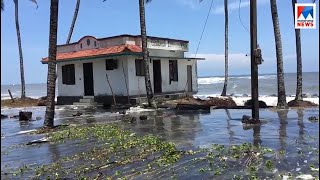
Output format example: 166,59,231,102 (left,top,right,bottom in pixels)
198,77,225,85
198,75,276,85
